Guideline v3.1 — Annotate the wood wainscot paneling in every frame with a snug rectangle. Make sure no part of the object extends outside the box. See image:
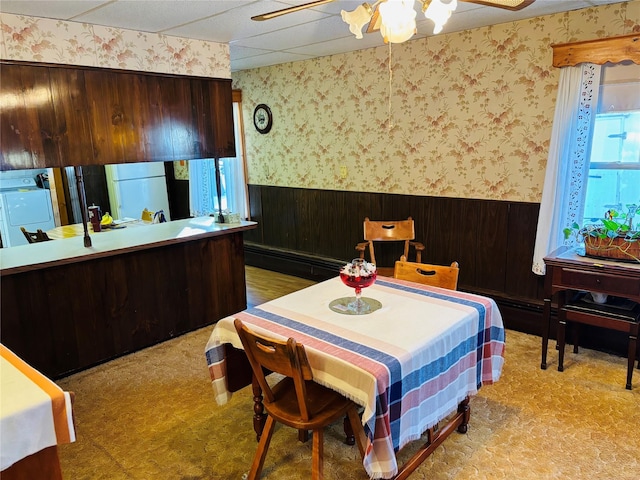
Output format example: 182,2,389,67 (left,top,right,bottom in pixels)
247,186,640,355
1,231,248,379
245,185,547,336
